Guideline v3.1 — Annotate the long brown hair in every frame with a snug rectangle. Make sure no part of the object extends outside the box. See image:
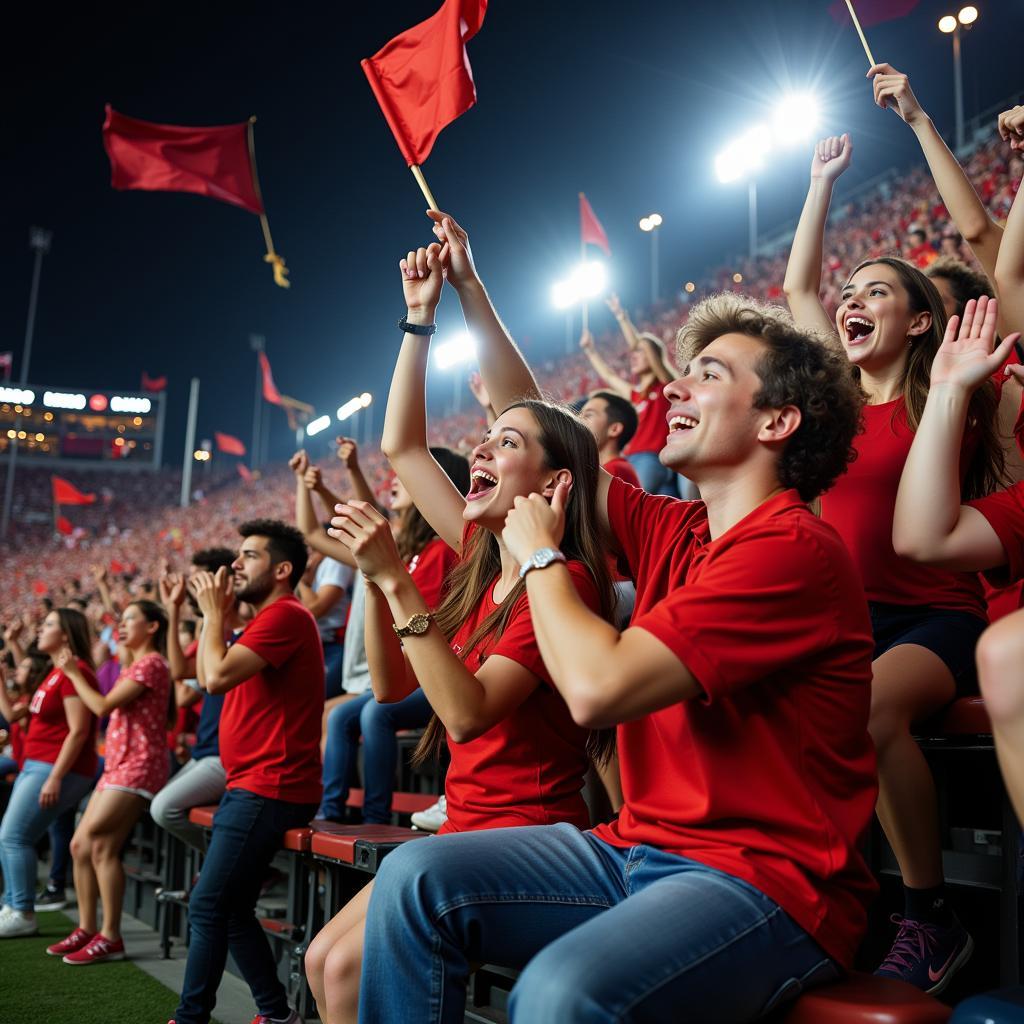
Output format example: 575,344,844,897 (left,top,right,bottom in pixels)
413,400,615,767
55,607,95,671
849,257,1004,500
394,447,470,563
